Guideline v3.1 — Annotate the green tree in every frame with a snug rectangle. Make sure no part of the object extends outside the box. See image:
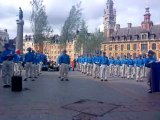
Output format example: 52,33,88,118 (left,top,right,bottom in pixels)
60,2,82,48
89,30,104,54
75,20,88,54
30,0,52,44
